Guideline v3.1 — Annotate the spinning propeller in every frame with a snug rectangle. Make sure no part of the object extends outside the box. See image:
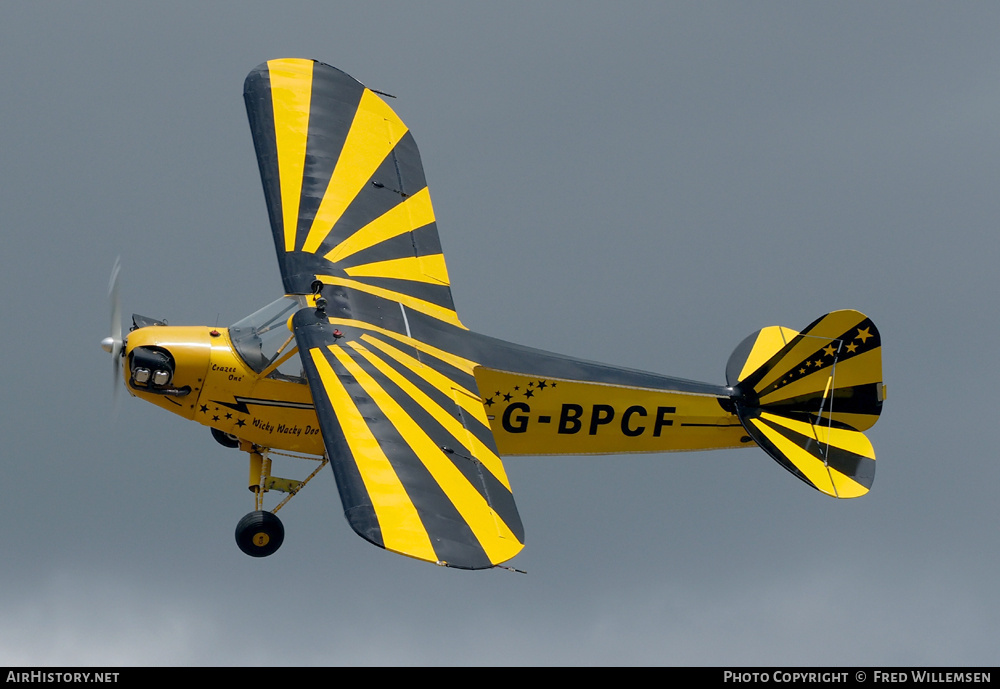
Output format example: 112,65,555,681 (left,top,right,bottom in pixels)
100,257,124,401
